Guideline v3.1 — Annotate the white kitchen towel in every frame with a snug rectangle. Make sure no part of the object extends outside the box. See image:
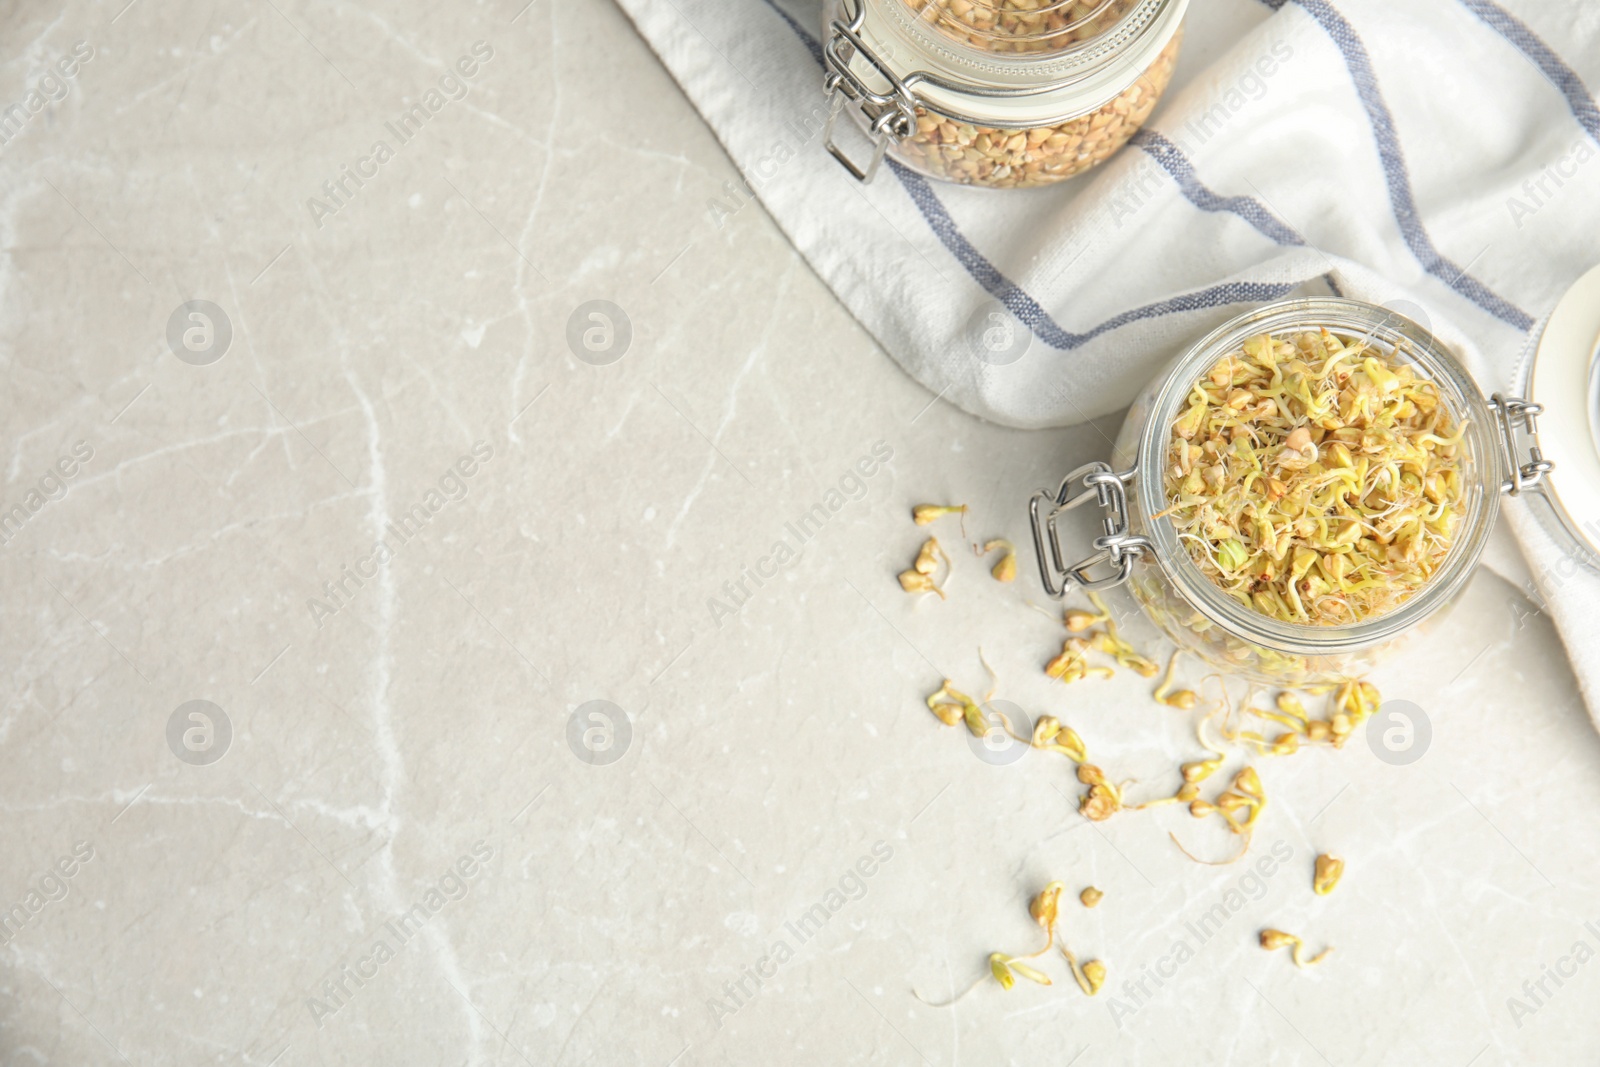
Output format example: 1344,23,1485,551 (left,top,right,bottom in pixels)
615,0,1600,719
